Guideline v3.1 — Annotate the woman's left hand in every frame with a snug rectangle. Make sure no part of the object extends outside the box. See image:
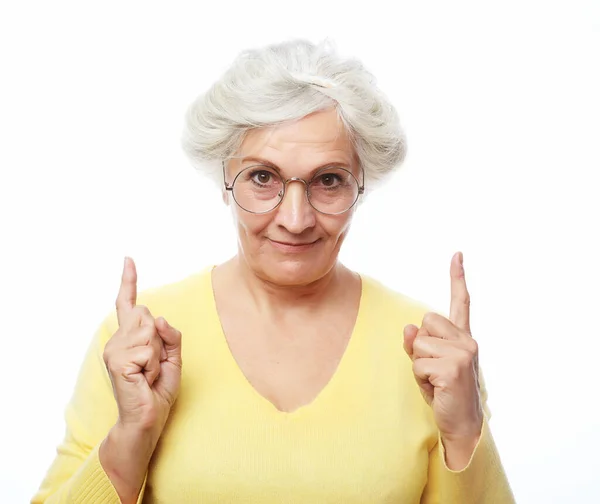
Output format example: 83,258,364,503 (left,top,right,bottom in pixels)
403,252,483,448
